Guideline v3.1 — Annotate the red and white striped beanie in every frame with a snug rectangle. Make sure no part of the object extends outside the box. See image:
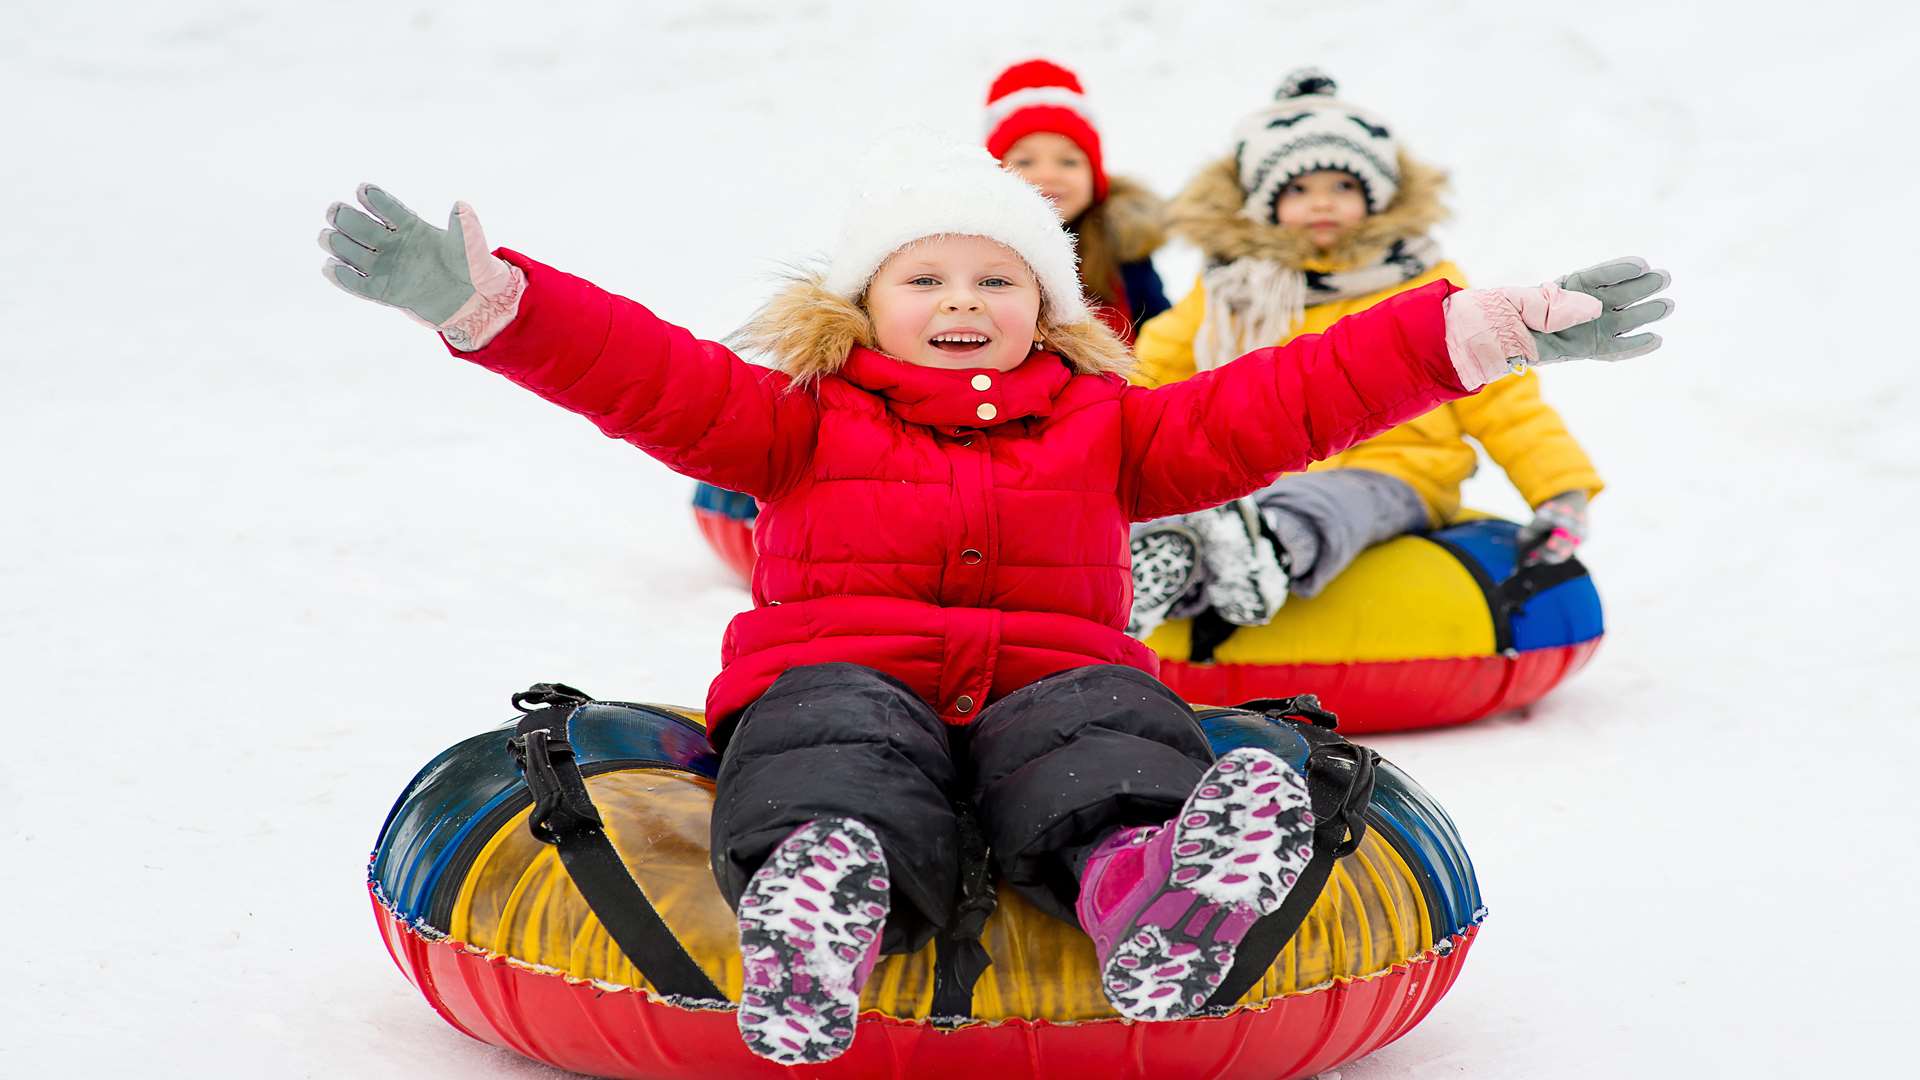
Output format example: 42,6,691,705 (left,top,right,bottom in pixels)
984,59,1109,203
